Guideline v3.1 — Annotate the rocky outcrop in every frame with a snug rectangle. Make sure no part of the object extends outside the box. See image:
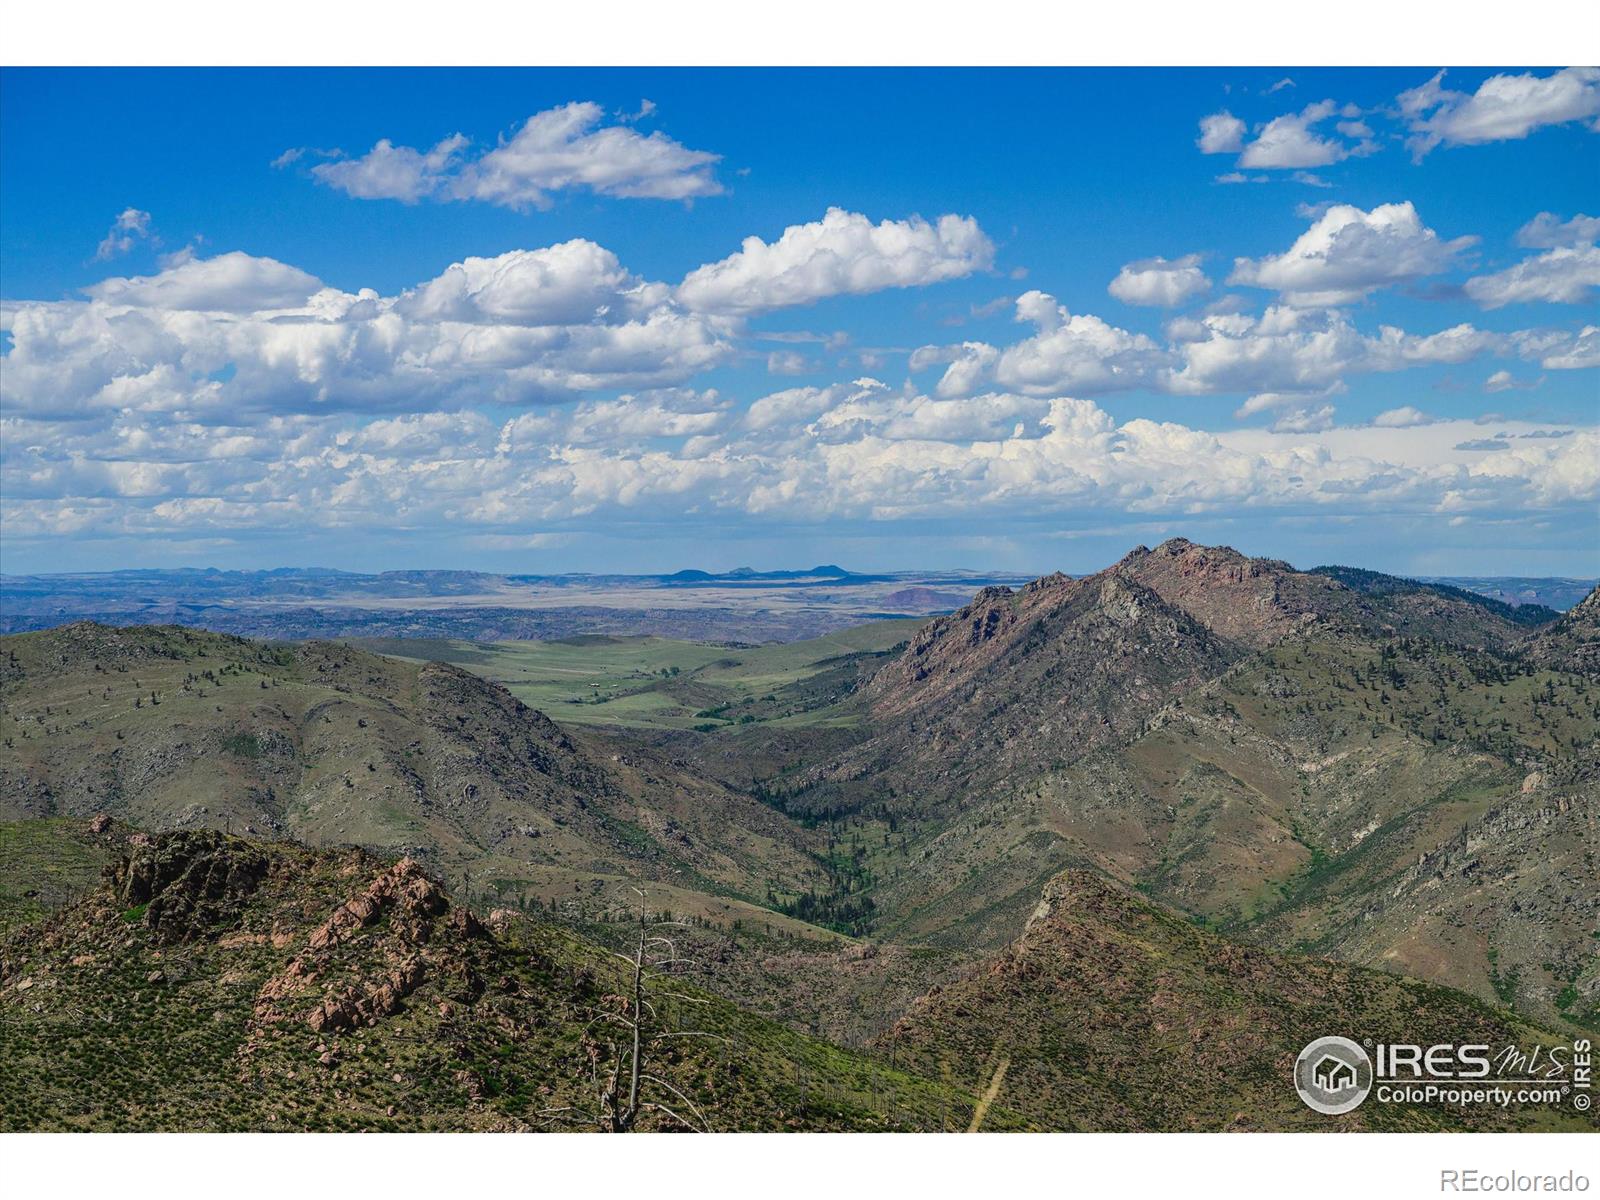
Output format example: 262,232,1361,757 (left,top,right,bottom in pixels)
305,857,447,951
1114,538,1332,649
1118,538,1541,651
826,564,1236,810
112,830,268,943
307,957,426,1033
247,854,486,1042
